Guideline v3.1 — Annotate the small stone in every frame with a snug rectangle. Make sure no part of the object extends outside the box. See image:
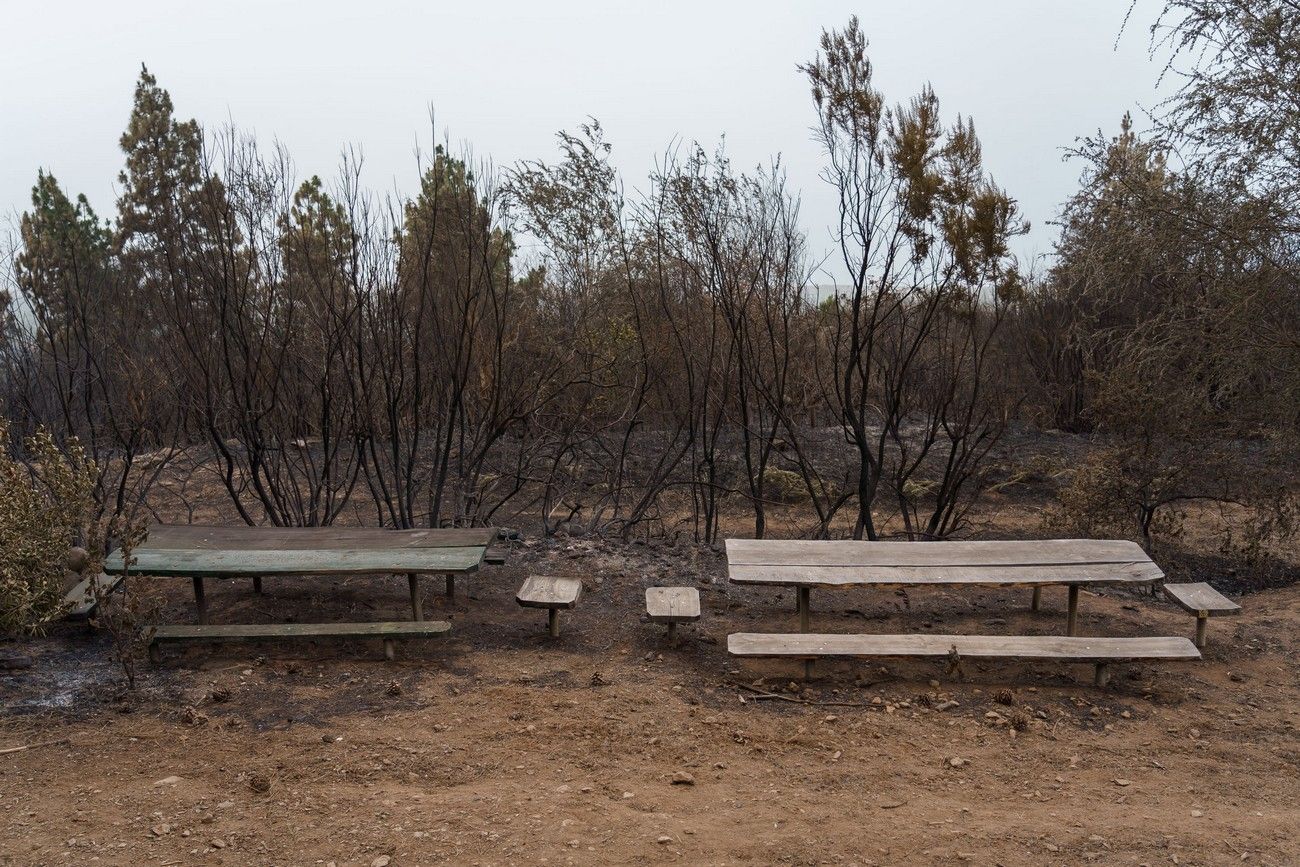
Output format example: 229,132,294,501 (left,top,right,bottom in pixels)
371,857,391,867
211,839,227,849
64,546,90,573
671,771,695,786
656,835,672,844
935,700,960,712
1114,779,1132,787
153,776,182,787
948,757,967,768
1190,809,1203,818
622,791,635,799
